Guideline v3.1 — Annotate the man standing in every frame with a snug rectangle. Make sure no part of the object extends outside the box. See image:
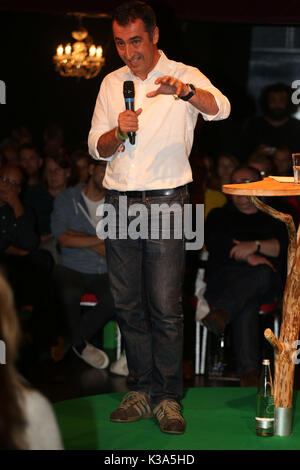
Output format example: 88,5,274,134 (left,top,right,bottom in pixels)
88,1,230,434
